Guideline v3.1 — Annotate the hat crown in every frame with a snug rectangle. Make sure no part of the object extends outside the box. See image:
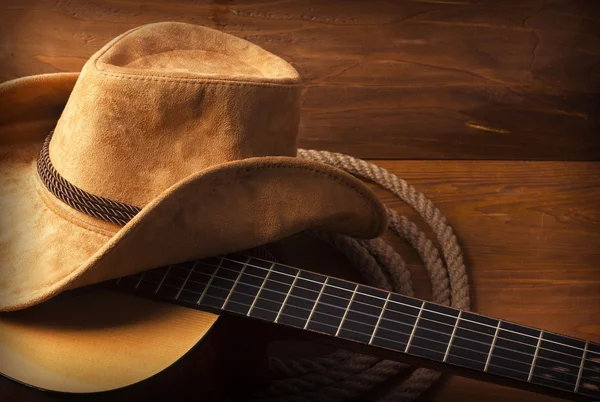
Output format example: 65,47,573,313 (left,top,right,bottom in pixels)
49,22,302,206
